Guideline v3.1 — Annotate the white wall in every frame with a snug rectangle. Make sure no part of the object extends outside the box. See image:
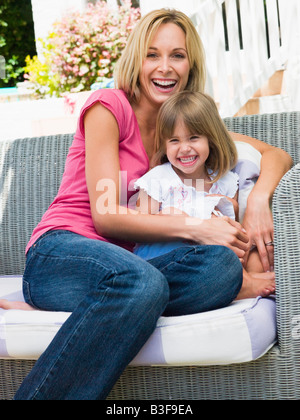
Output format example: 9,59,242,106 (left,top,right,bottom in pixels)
106,0,119,9
31,0,87,58
282,2,300,112
31,0,199,58
139,0,200,16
